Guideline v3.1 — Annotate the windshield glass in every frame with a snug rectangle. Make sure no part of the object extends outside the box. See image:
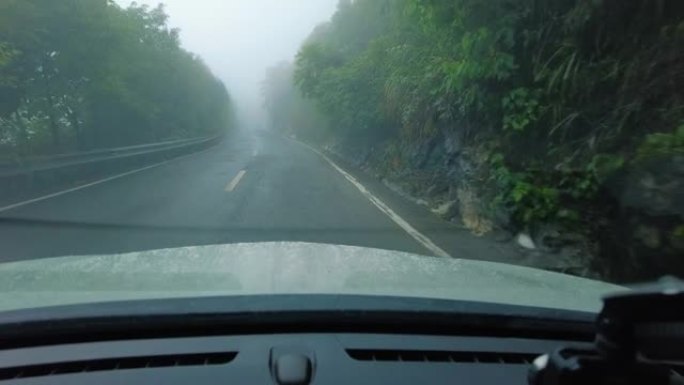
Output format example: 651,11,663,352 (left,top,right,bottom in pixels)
0,0,681,313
